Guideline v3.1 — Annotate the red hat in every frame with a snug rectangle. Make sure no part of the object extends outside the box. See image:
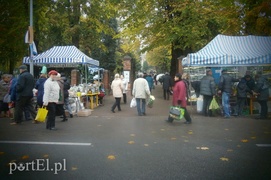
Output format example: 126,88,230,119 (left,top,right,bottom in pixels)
48,70,58,75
